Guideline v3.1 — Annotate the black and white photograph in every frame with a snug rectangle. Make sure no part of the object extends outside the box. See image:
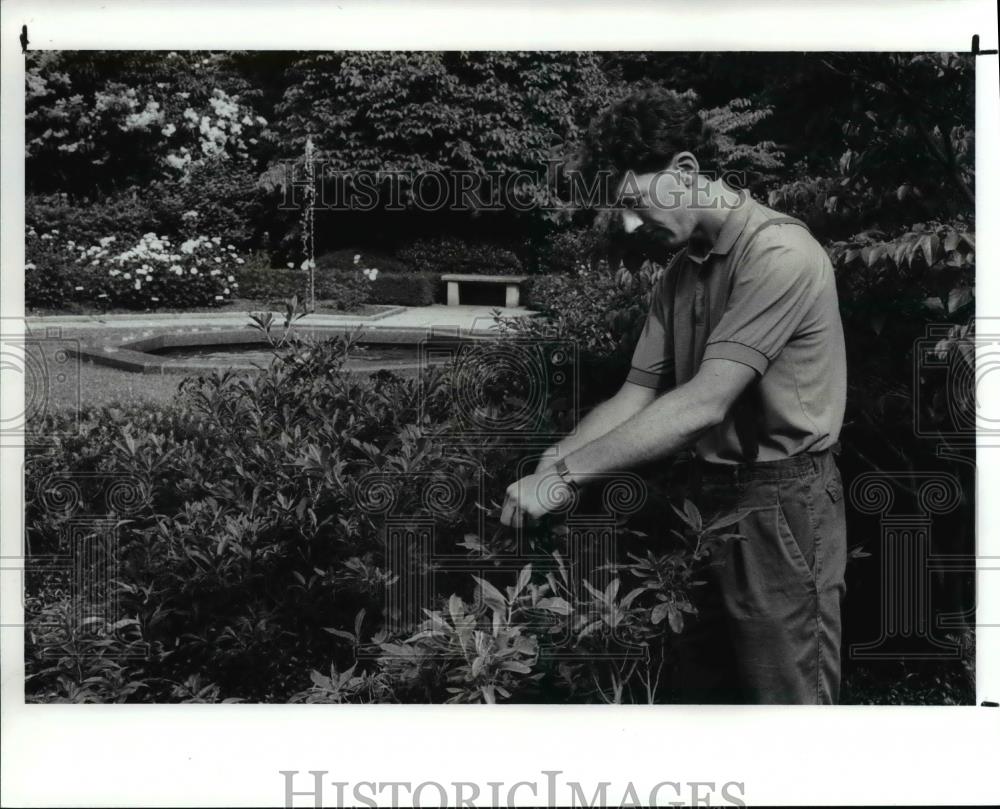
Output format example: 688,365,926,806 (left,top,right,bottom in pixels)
2,1,998,807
